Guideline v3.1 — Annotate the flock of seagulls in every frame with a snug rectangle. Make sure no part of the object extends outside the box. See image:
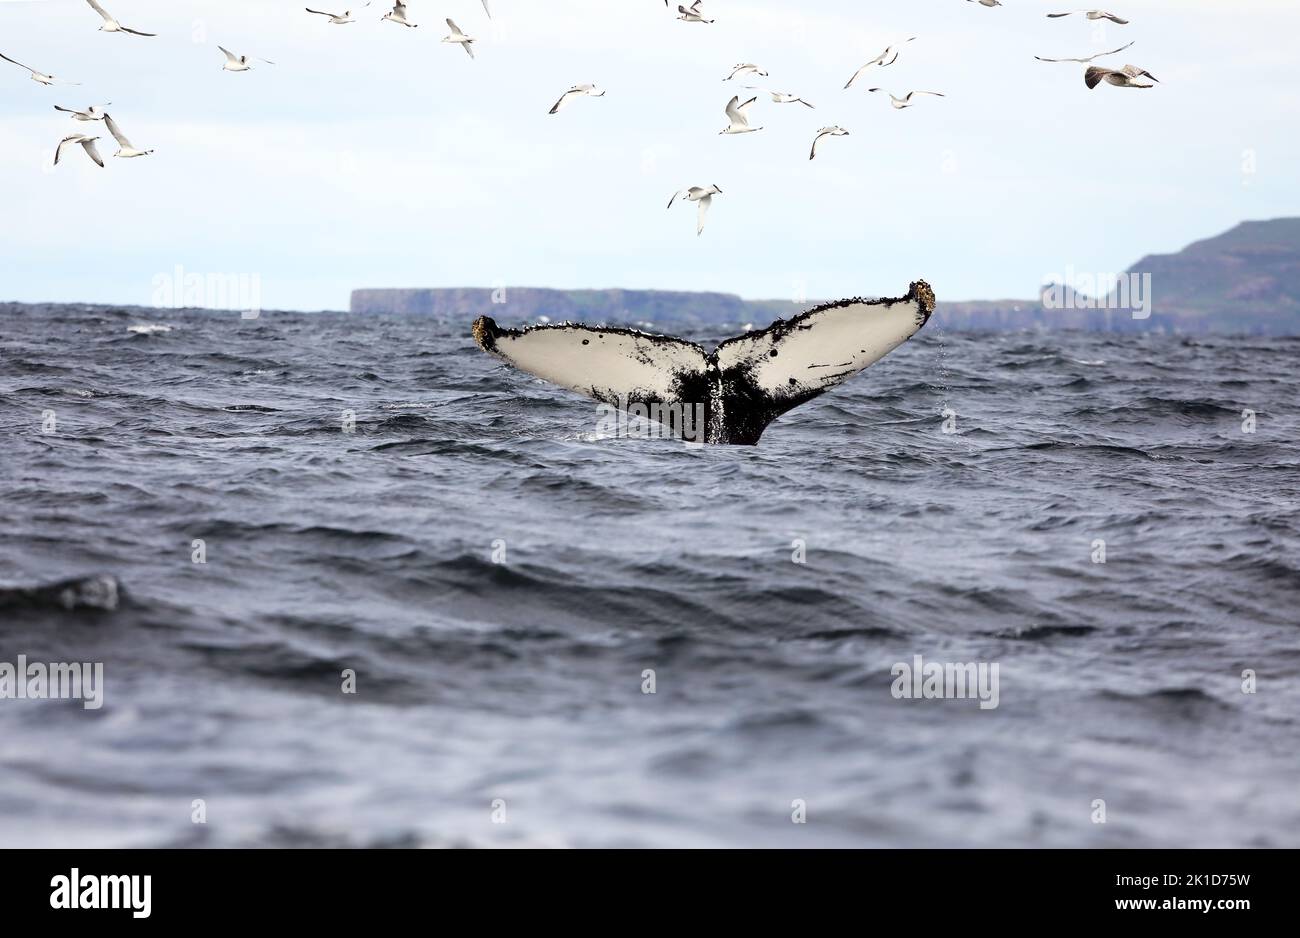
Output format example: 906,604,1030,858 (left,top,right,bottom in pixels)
3,2,1160,234
0,0,495,171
